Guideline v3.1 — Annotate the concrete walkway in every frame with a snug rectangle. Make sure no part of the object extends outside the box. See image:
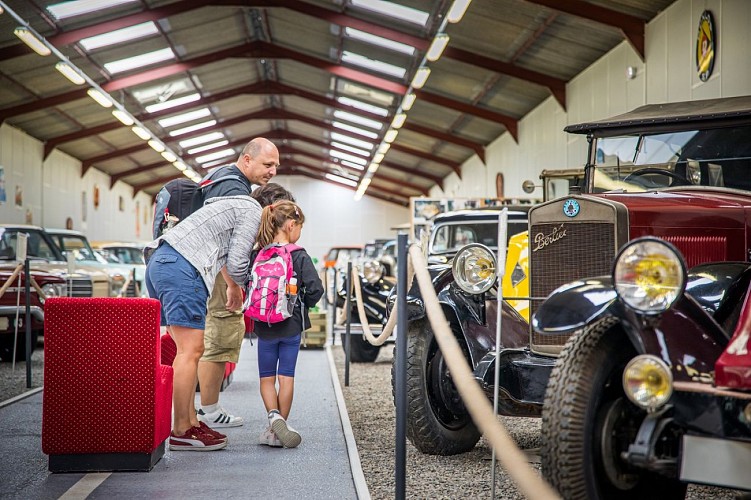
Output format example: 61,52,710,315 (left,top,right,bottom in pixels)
0,339,365,500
